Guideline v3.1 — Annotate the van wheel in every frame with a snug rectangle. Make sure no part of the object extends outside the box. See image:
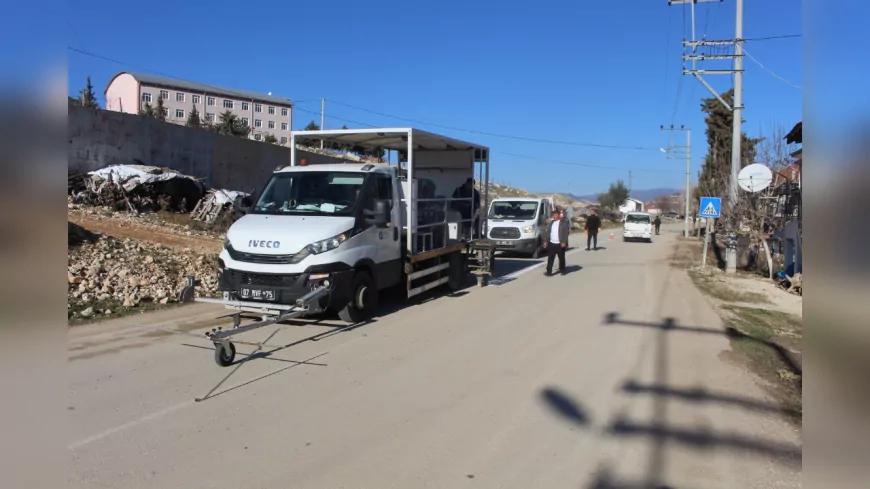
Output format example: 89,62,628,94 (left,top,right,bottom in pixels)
530,241,542,259
338,271,377,323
